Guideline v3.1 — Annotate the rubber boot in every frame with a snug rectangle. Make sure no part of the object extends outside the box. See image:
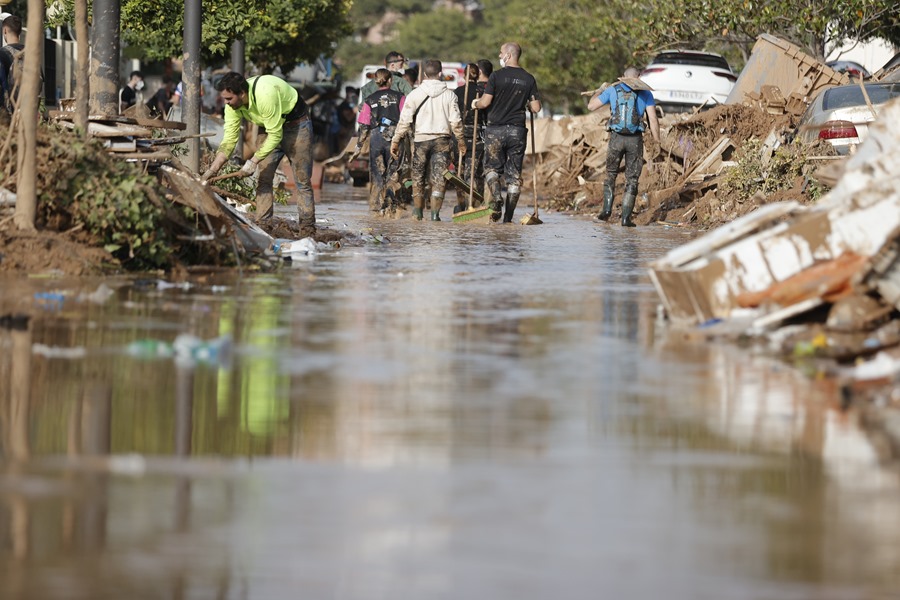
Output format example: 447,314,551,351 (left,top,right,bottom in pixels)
502,192,520,223
485,173,502,222
431,194,443,221
597,182,613,221
412,193,425,220
621,186,637,227
490,200,503,223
